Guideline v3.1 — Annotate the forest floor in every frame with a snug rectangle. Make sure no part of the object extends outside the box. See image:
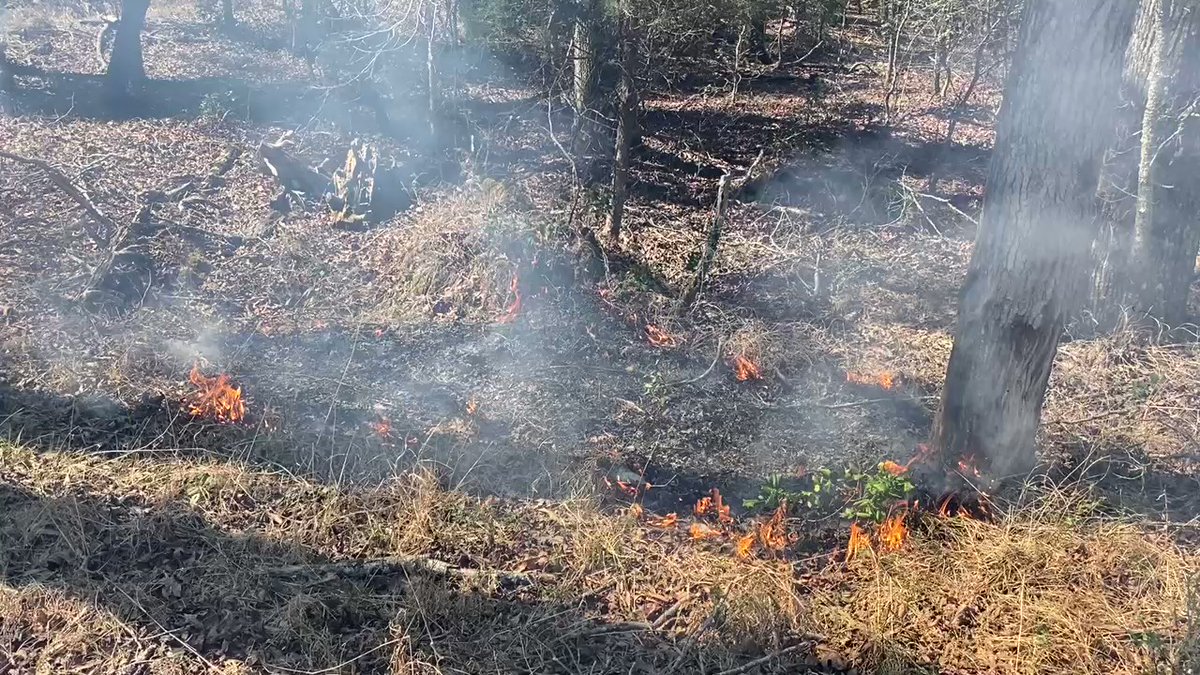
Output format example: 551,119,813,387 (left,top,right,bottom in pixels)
3,0,1200,673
